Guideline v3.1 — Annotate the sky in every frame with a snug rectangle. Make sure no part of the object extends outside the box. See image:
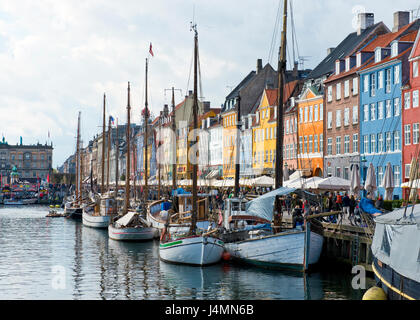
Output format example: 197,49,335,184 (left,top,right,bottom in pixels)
0,0,419,168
